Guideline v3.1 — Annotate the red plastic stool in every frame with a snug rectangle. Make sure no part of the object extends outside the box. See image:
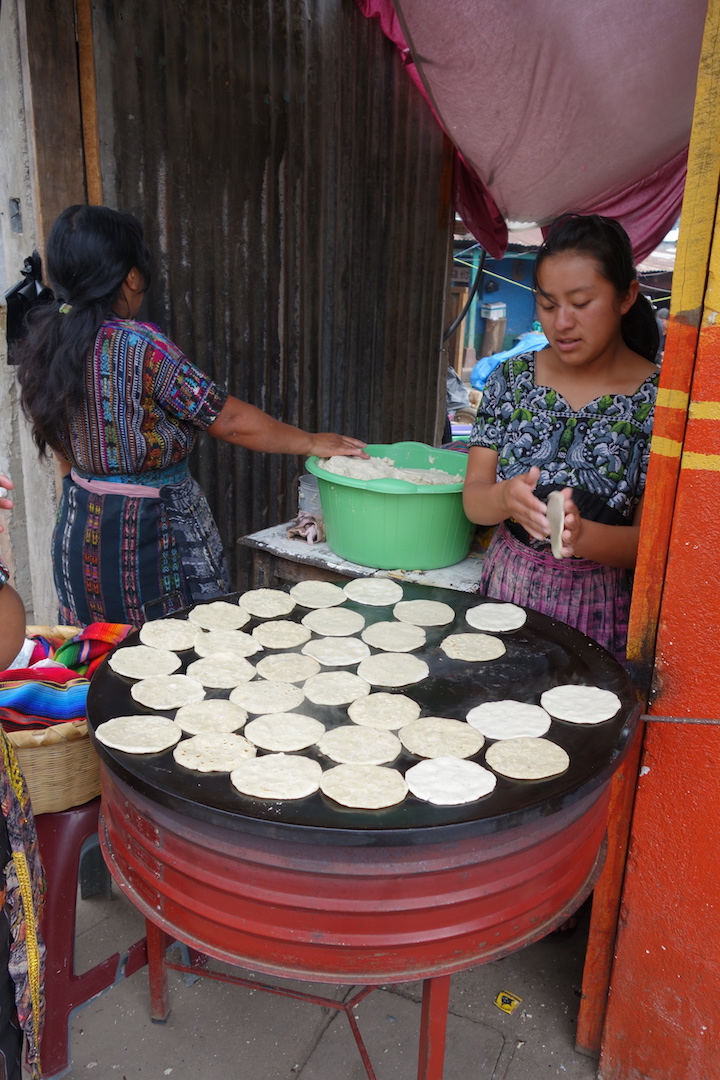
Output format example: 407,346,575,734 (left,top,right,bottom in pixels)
35,798,147,1078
